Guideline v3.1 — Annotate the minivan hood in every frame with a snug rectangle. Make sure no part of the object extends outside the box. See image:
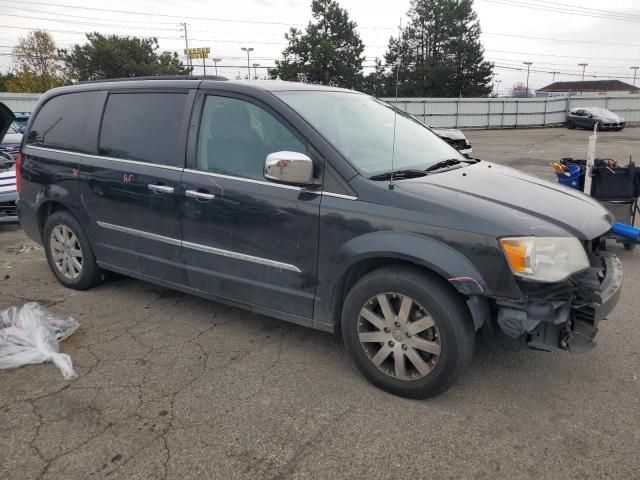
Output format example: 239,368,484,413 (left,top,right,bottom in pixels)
398,161,613,240
0,102,15,143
